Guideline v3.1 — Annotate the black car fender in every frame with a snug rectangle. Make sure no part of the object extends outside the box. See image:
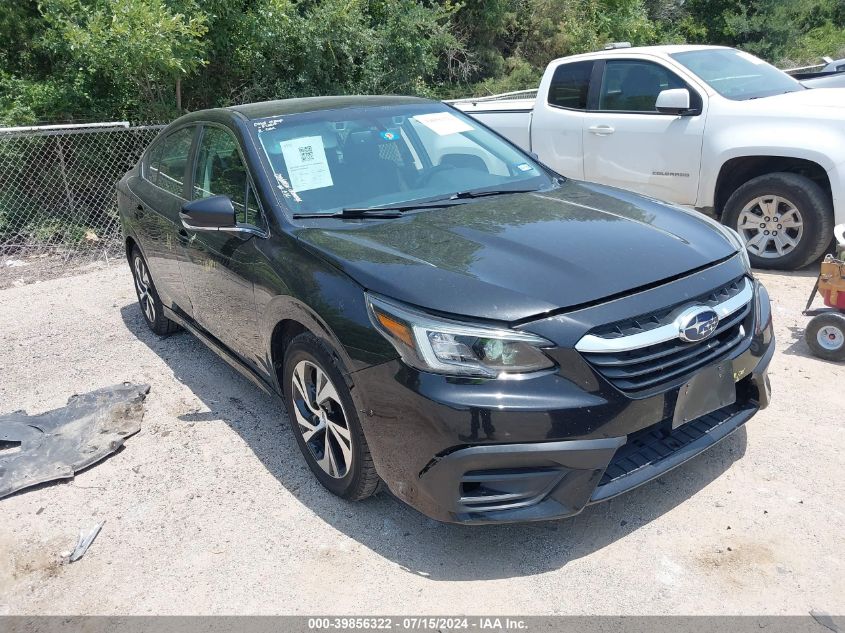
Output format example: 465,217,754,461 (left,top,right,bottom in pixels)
255,254,398,398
